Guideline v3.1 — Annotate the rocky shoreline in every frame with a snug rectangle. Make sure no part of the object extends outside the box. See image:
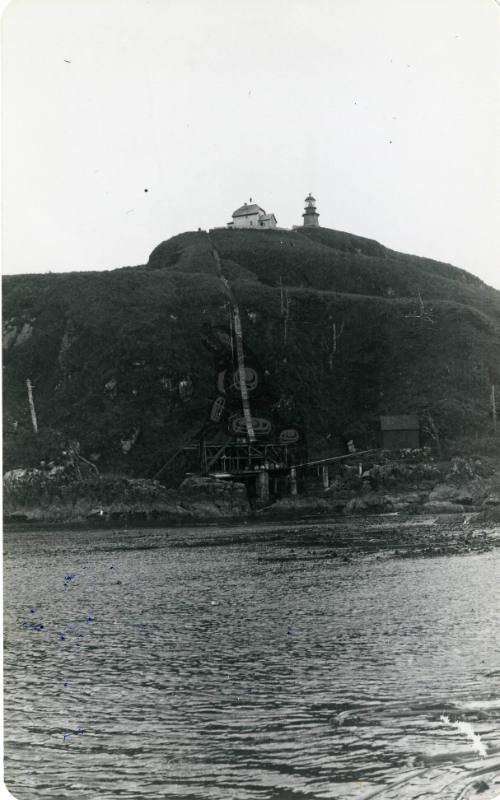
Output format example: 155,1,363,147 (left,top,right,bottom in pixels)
3,454,500,533
2,473,250,527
